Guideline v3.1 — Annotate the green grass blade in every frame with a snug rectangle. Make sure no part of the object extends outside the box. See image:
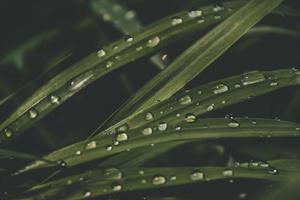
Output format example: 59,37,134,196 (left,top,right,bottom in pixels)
17,117,300,173
109,0,284,124
0,1,245,145
12,159,300,199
